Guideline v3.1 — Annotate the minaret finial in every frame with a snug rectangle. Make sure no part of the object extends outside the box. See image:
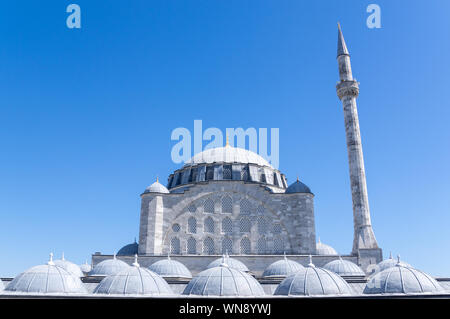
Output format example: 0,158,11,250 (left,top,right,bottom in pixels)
61,252,65,261
389,251,392,259
296,176,299,182
337,23,349,57
156,176,159,183
226,134,230,146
